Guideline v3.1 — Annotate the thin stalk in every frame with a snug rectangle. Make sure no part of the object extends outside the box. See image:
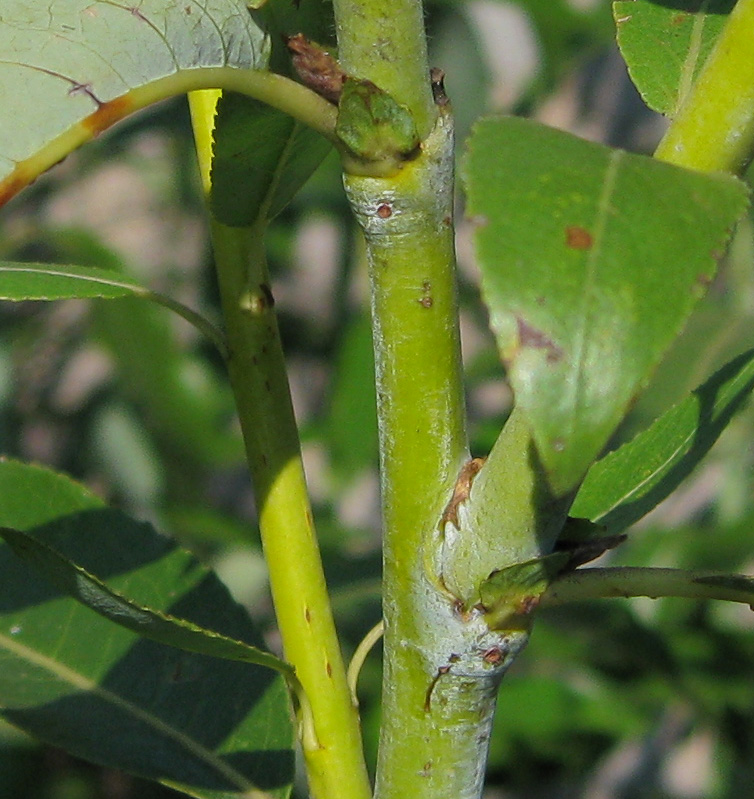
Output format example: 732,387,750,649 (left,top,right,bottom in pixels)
189,94,370,799
210,221,371,799
655,0,754,174
542,567,754,608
